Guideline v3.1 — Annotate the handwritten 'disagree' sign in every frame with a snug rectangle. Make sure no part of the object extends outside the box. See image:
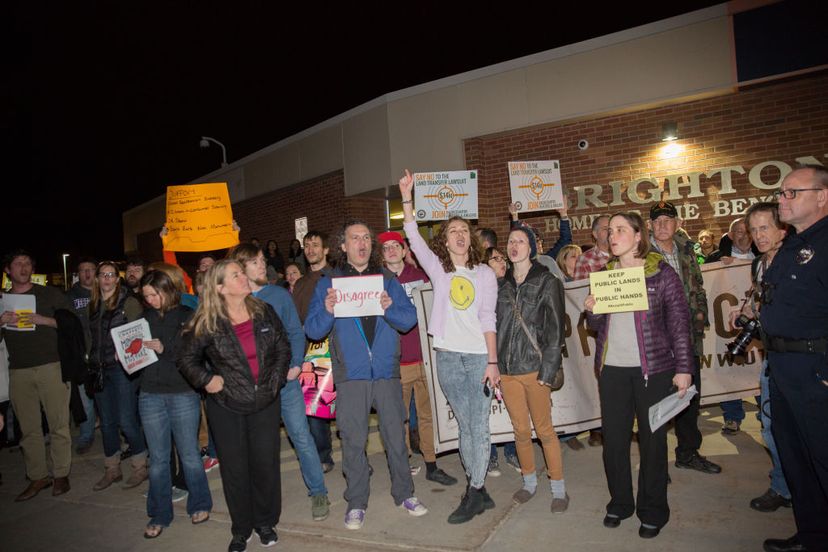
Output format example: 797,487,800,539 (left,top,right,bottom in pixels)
332,275,385,317
162,183,240,252
589,266,649,314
